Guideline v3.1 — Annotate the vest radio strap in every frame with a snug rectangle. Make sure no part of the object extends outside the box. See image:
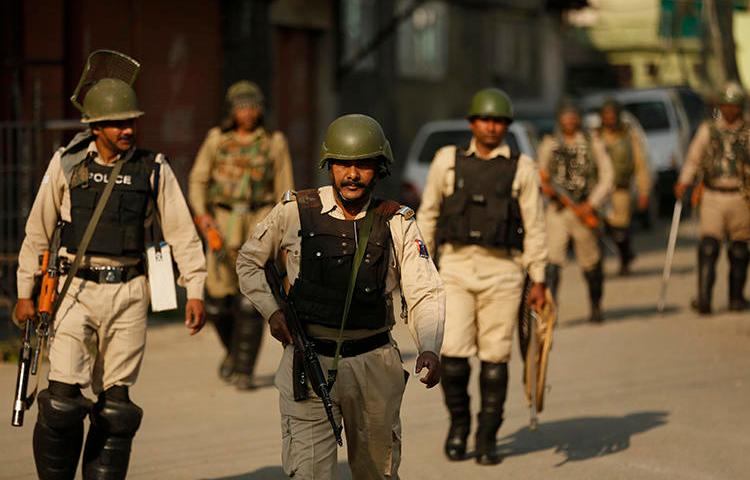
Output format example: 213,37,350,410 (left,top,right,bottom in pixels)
327,205,376,386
